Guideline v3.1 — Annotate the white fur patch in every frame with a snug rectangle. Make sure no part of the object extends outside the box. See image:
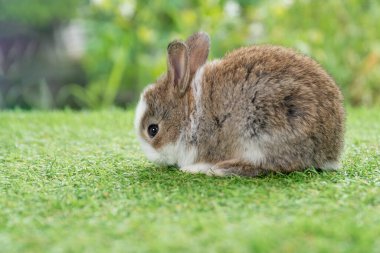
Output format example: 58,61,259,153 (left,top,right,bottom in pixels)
208,59,221,67
154,134,197,166
137,135,161,162
320,161,341,170
134,95,147,131
192,65,205,111
189,65,205,141
138,132,198,167
176,137,198,167
180,163,213,174
134,84,154,131
239,140,266,165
